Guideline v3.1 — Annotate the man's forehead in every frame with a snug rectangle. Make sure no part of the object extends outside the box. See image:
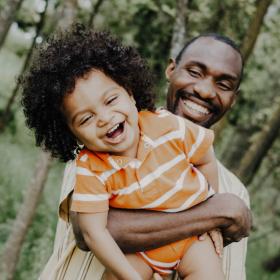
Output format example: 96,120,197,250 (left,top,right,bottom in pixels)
179,37,242,77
